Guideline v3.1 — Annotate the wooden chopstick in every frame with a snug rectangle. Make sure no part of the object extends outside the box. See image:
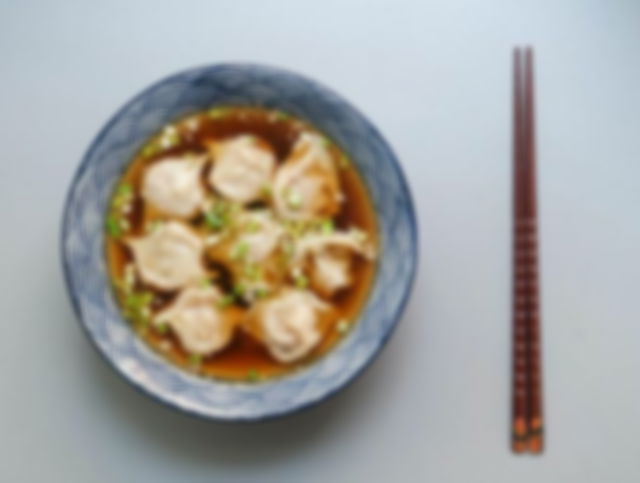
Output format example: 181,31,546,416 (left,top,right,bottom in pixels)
511,47,544,454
